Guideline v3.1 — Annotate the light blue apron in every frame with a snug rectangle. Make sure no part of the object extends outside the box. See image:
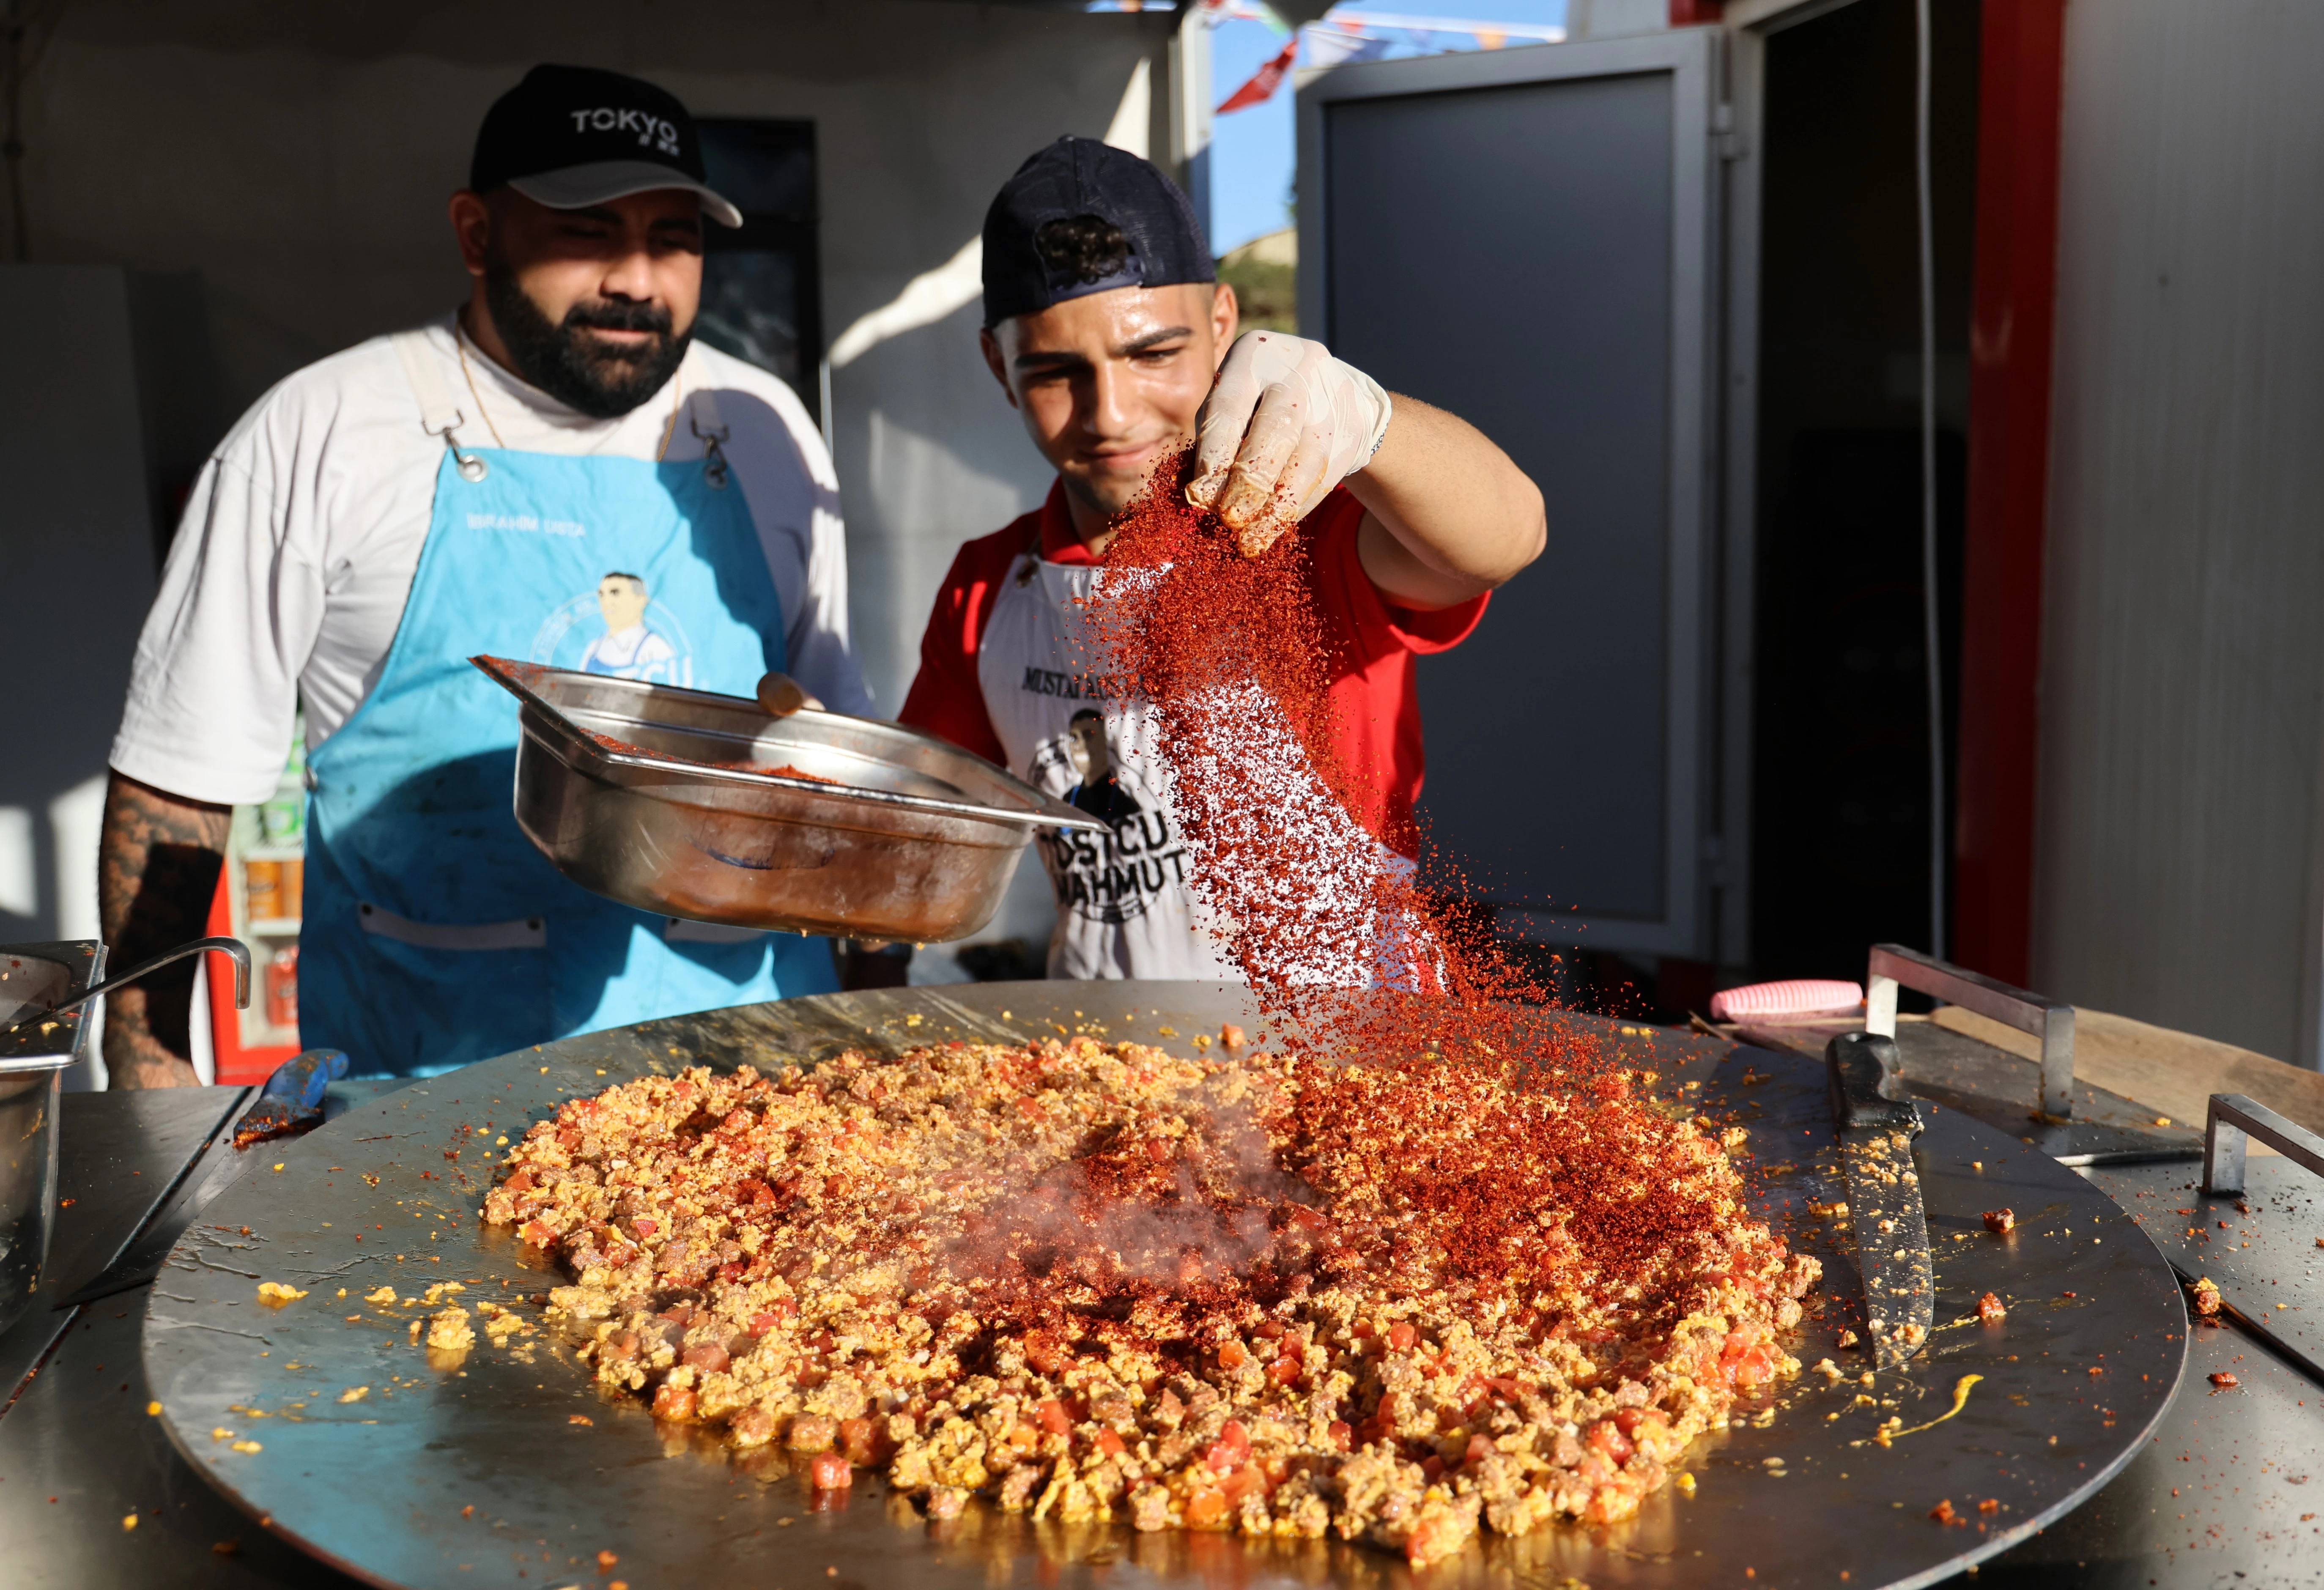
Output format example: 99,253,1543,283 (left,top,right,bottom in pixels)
299,333,836,1075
